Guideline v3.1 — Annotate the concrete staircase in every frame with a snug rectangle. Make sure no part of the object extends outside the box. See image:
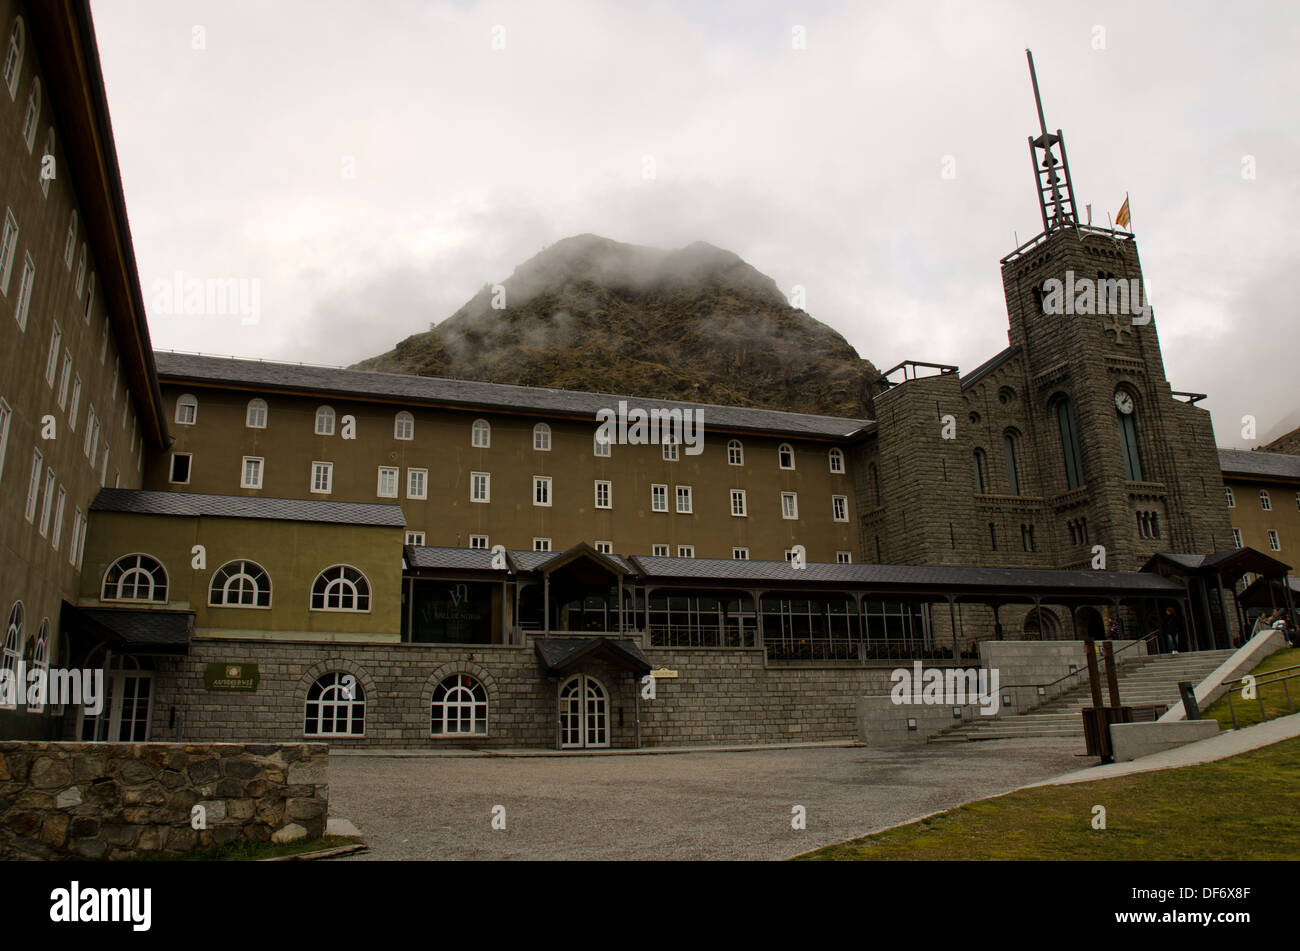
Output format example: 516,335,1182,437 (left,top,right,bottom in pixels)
929,649,1236,743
